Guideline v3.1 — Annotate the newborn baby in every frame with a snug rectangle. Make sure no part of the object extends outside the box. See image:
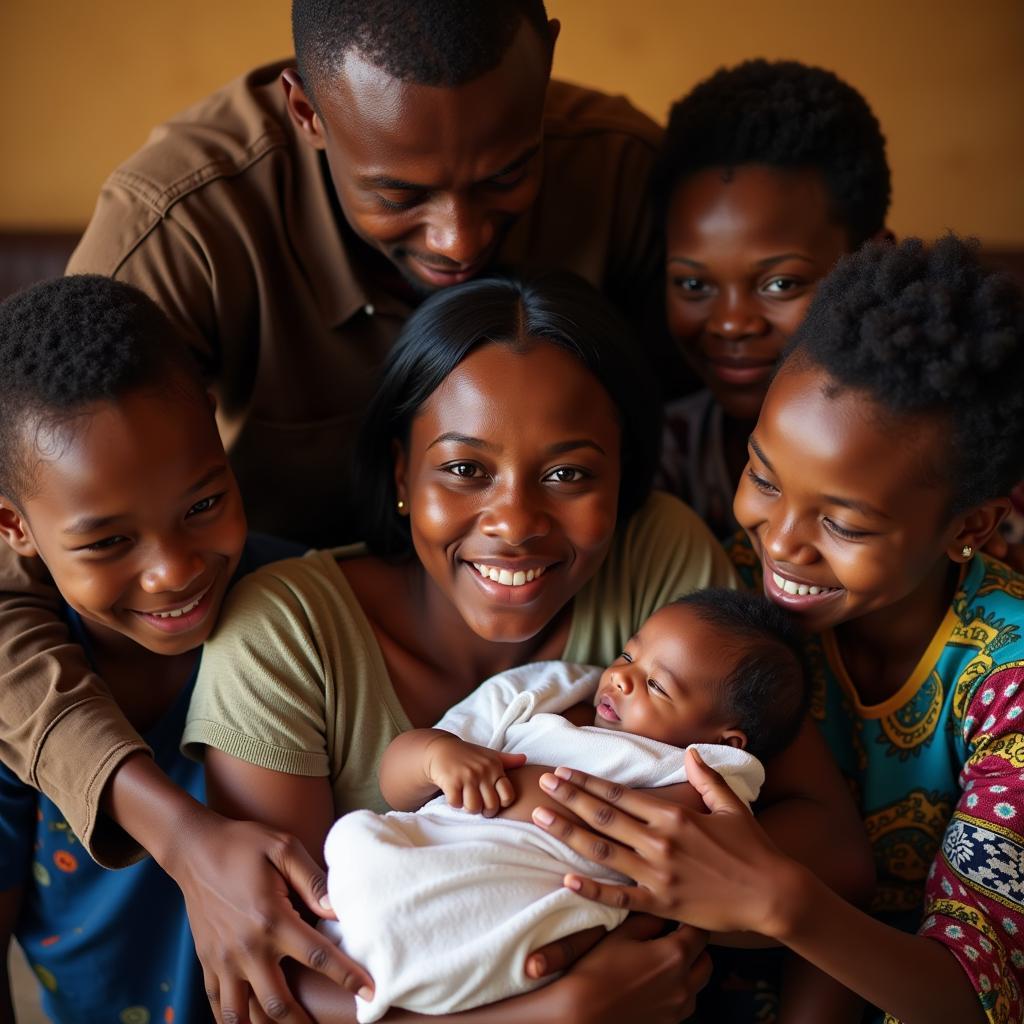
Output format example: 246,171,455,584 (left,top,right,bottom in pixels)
323,588,806,1020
